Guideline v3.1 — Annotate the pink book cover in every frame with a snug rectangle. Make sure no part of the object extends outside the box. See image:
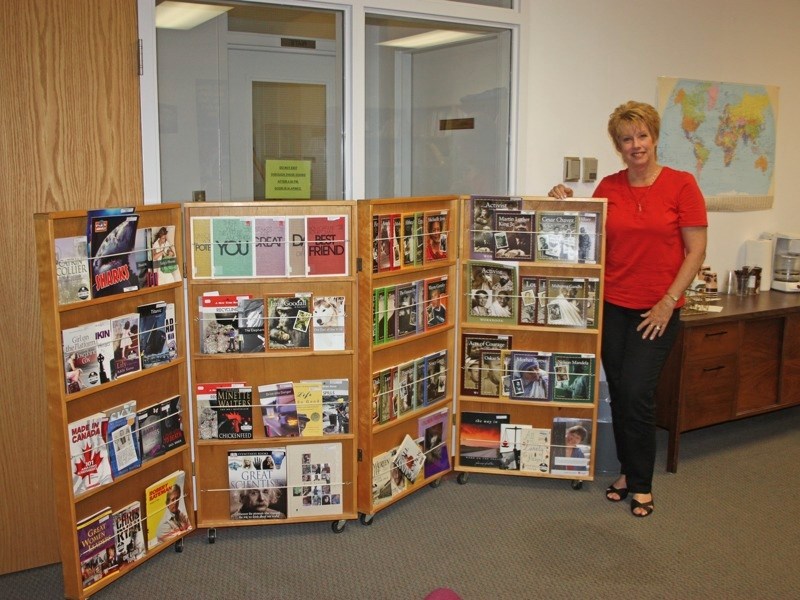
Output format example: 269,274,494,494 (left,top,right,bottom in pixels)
254,216,287,277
